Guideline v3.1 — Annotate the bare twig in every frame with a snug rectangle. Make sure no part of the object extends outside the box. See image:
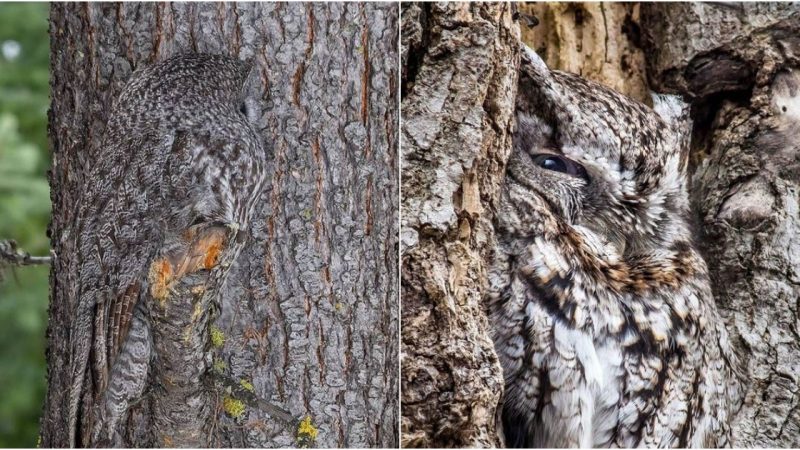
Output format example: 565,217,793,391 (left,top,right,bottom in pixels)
0,239,51,282
0,239,51,266
211,371,298,427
